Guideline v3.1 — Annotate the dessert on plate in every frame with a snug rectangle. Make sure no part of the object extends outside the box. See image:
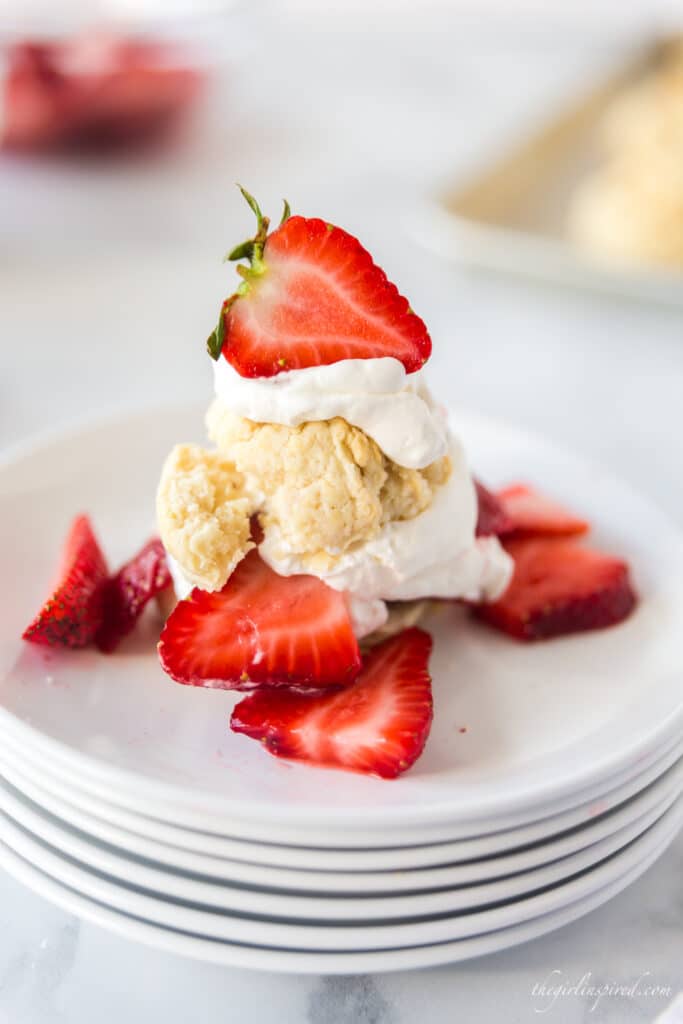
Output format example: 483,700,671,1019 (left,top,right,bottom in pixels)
21,189,638,779
156,190,513,648
151,190,636,774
